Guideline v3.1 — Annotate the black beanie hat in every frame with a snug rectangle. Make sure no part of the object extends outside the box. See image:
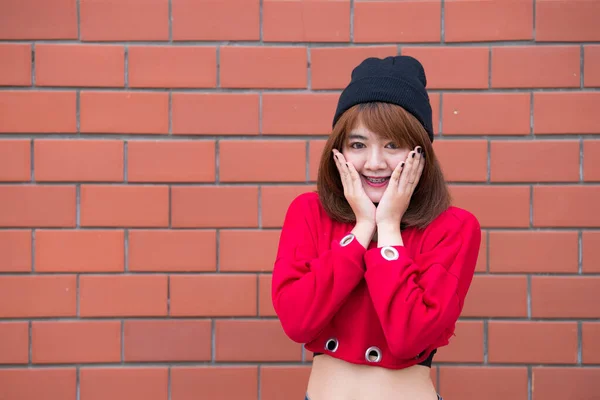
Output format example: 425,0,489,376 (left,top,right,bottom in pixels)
332,55,434,142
